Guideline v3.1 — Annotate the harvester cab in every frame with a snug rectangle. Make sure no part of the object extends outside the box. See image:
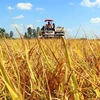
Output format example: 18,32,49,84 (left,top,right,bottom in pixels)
39,19,65,38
